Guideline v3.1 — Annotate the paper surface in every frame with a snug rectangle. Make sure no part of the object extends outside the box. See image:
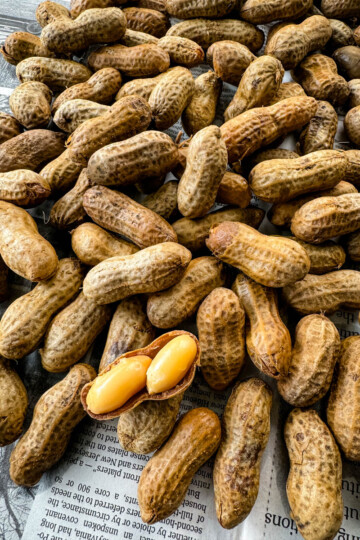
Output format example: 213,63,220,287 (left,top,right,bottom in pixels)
0,2,360,539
